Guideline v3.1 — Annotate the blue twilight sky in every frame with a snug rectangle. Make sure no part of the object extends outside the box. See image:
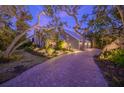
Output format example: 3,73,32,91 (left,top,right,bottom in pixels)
27,5,94,36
